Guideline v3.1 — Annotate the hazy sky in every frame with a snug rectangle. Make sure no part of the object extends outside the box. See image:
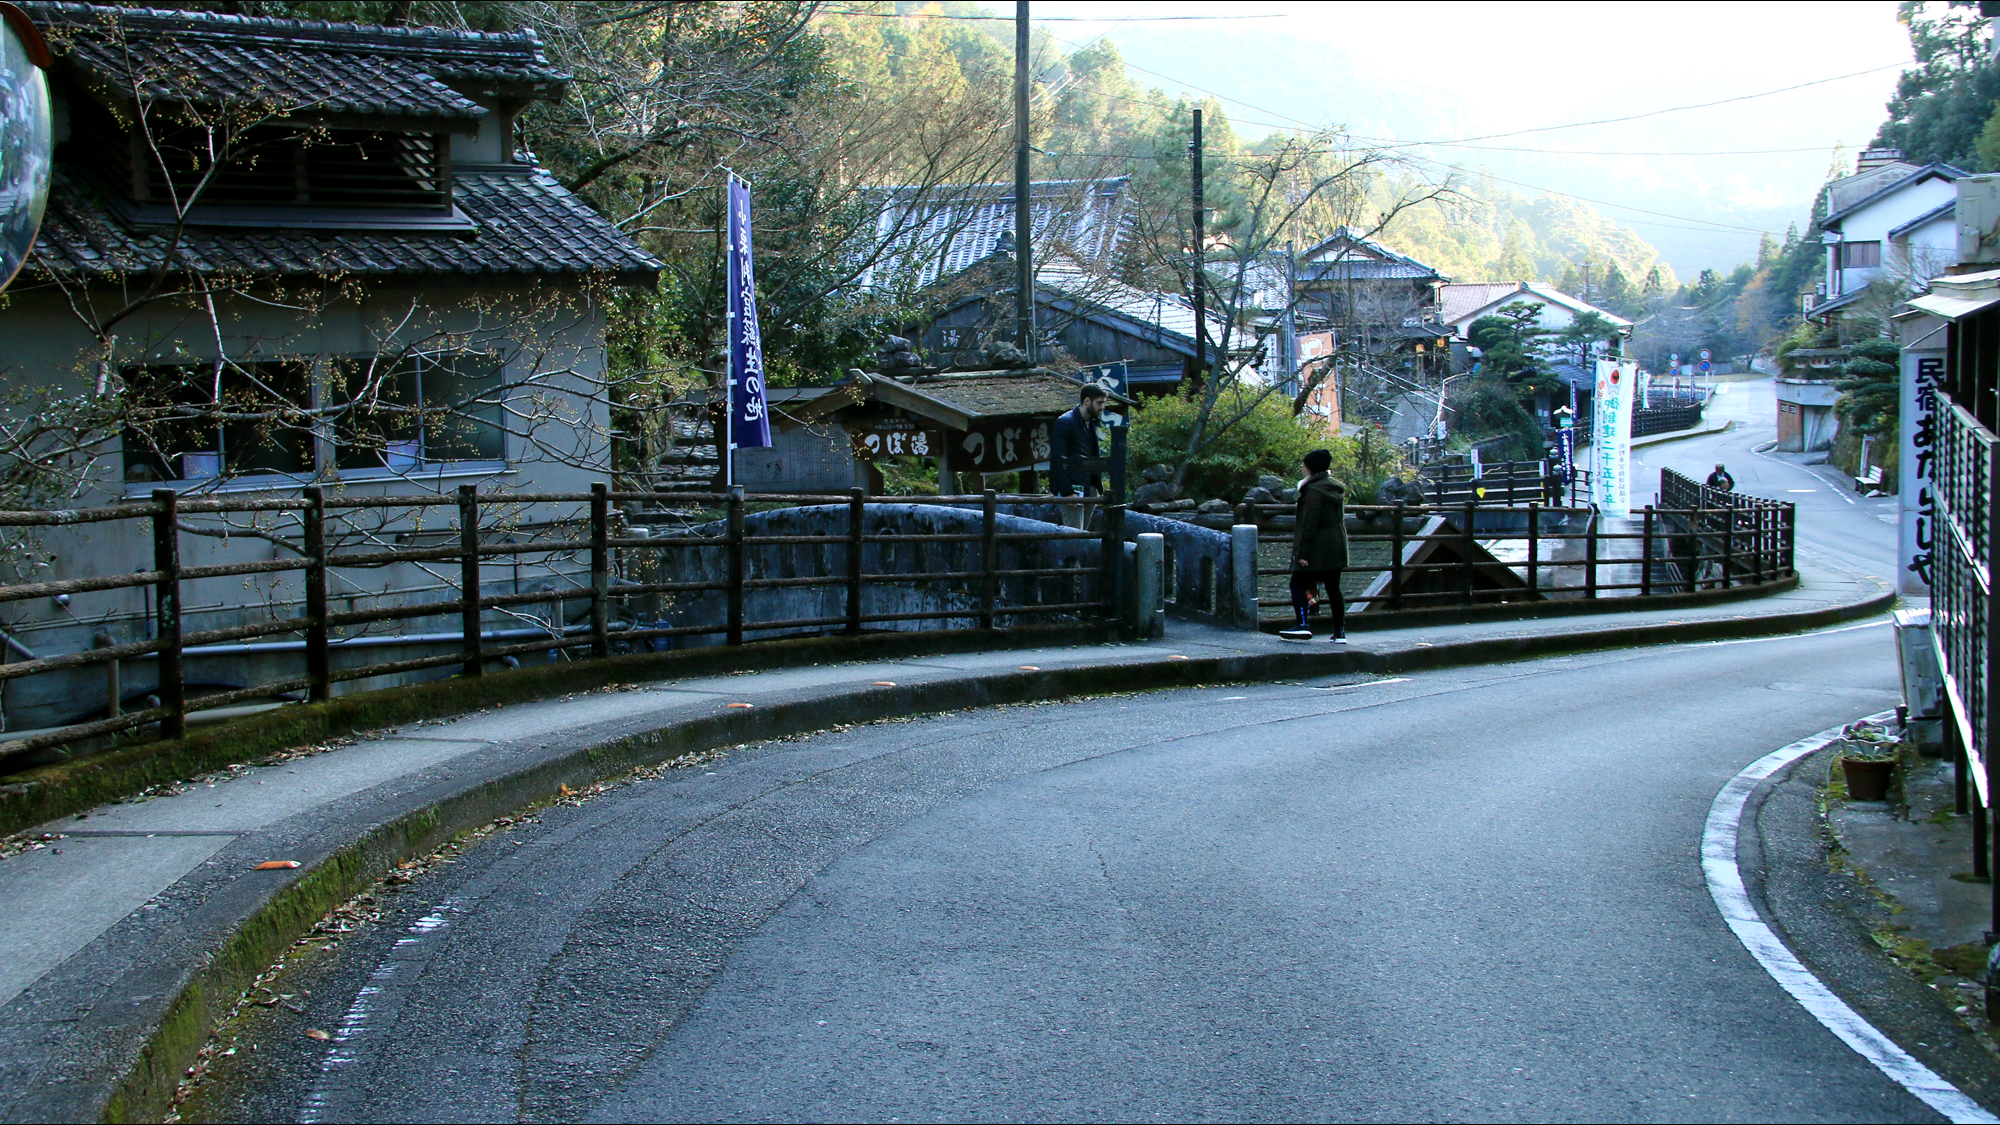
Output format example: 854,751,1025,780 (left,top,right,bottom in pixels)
1031,1,1919,275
